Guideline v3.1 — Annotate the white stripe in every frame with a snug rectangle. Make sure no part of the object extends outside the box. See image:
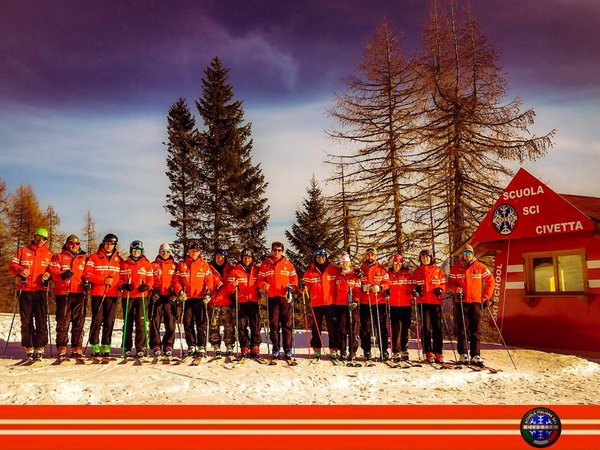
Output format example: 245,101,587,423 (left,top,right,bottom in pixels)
0,429,520,436
505,281,525,289
507,265,523,273
0,419,519,425
589,280,600,288
588,260,600,269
